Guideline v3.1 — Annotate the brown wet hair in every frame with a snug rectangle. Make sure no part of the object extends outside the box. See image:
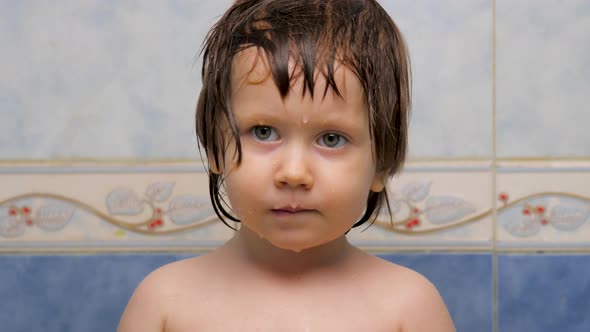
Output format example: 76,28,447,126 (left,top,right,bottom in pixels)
196,0,411,229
